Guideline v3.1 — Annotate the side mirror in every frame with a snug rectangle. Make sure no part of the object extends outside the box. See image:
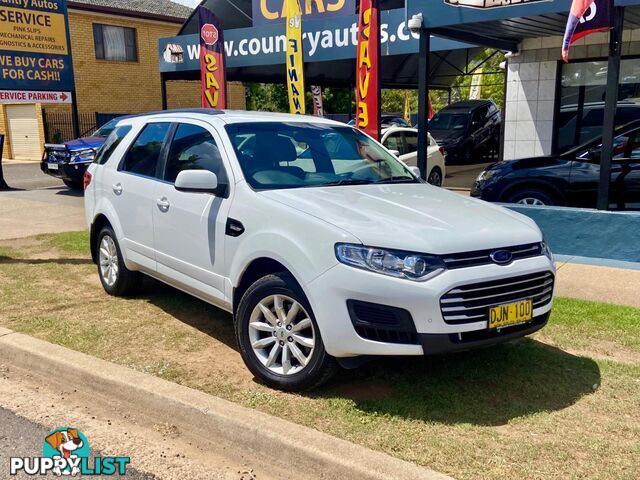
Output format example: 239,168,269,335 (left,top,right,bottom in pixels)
409,166,421,177
175,170,219,194
389,149,401,157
